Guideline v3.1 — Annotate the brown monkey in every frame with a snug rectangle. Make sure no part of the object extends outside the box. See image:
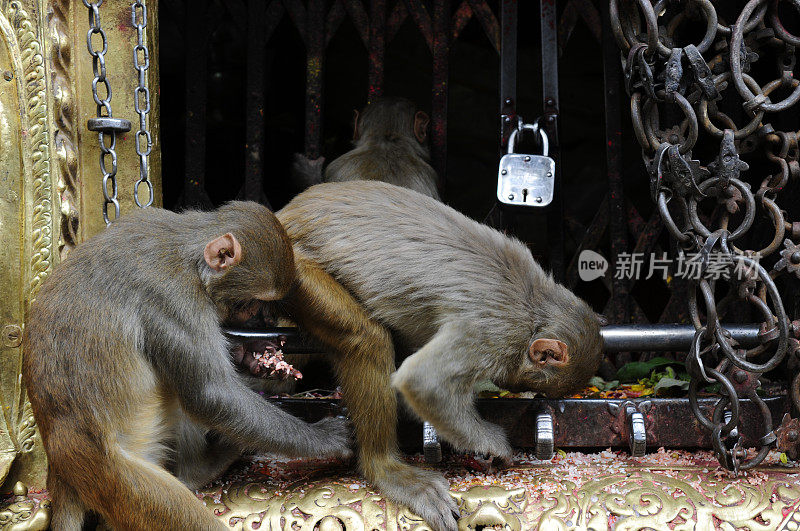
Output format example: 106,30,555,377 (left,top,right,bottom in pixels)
22,202,350,531
276,181,603,531
292,97,441,199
